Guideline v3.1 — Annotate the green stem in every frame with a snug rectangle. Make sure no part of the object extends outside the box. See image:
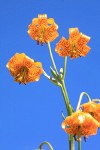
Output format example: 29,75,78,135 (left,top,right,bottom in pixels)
78,140,81,150
60,79,74,150
43,69,61,87
69,135,75,150
60,79,73,115
60,80,69,113
47,42,58,75
38,141,54,150
63,57,67,79
76,92,91,111
46,43,74,150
